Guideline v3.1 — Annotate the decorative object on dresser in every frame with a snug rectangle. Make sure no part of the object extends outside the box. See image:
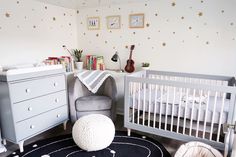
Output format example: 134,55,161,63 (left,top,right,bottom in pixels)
72,49,83,71
111,51,124,72
124,45,135,73
141,62,150,70
0,65,68,152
